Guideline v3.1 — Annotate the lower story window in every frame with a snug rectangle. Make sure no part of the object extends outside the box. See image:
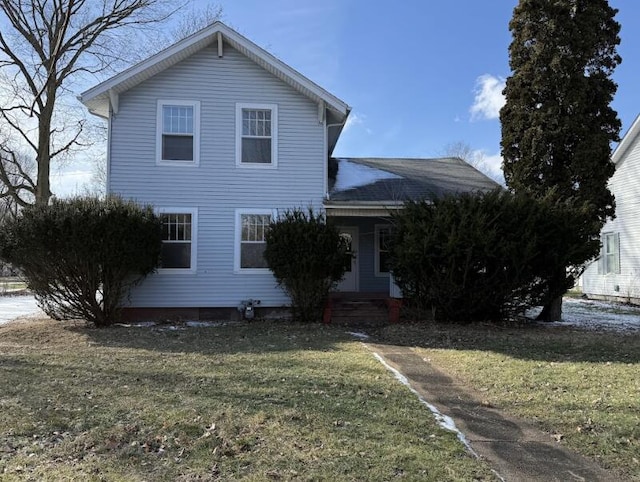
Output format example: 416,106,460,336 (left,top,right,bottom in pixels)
238,211,273,270
160,212,193,270
603,232,620,274
376,225,391,276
